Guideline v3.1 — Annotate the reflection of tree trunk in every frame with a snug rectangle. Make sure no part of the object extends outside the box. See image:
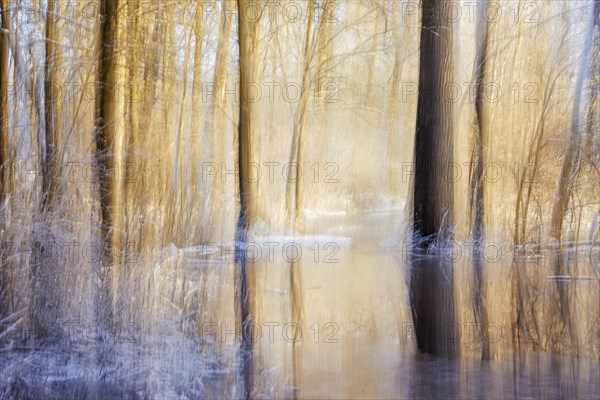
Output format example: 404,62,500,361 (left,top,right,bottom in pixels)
410,257,458,356
410,0,457,358
0,0,12,320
